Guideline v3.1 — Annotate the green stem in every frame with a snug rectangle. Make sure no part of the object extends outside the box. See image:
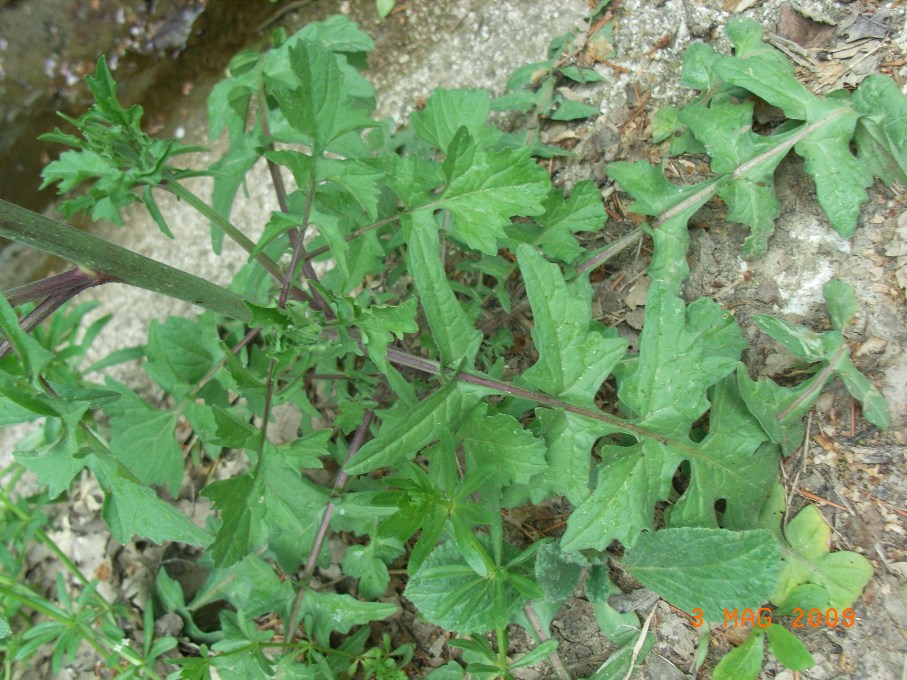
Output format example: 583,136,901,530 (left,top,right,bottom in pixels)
257,359,278,464
573,227,644,276
0,576,65,620
1,464,25,491
0,484,95,591
160,180,286,283
0,199,251,322
776,343,848,422
496,627,508,668
652,109,852,230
